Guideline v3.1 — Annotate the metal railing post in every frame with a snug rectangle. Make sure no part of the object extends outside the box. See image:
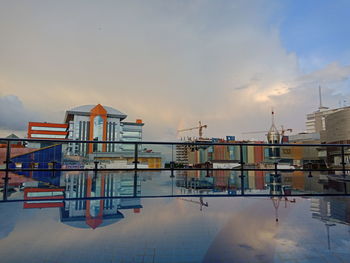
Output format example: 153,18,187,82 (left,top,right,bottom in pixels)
2,141,11,201
239,144,245,195
170,161,175,196
170,161,175,178
341,146,347,194
308,162,313,178
133,142,139,197
205,161,210,178
94,161,99,178
51,161,56,177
